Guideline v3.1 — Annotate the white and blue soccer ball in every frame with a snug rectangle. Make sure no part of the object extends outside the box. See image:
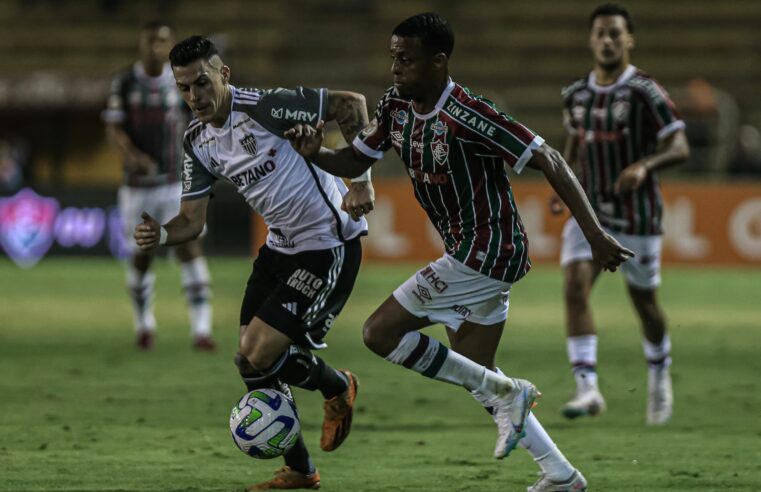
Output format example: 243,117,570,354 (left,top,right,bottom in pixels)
229,388,301,459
